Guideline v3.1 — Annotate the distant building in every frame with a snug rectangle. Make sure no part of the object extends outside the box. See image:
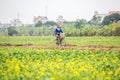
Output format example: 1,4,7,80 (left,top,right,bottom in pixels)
0,19,22,30
109,11,120,15
11,18,23,27
0,23,11,30
0,21,10,29
93,11,108,24
92,11,120,24
34,16,48,24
